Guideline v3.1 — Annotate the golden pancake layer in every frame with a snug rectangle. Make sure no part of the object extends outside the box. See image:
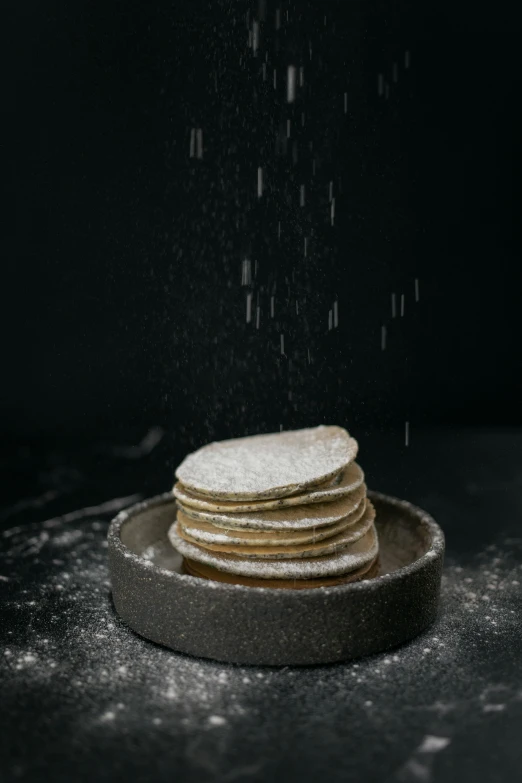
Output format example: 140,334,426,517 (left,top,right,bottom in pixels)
176,501,374,559
183,555,381,589
170,426,379,589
